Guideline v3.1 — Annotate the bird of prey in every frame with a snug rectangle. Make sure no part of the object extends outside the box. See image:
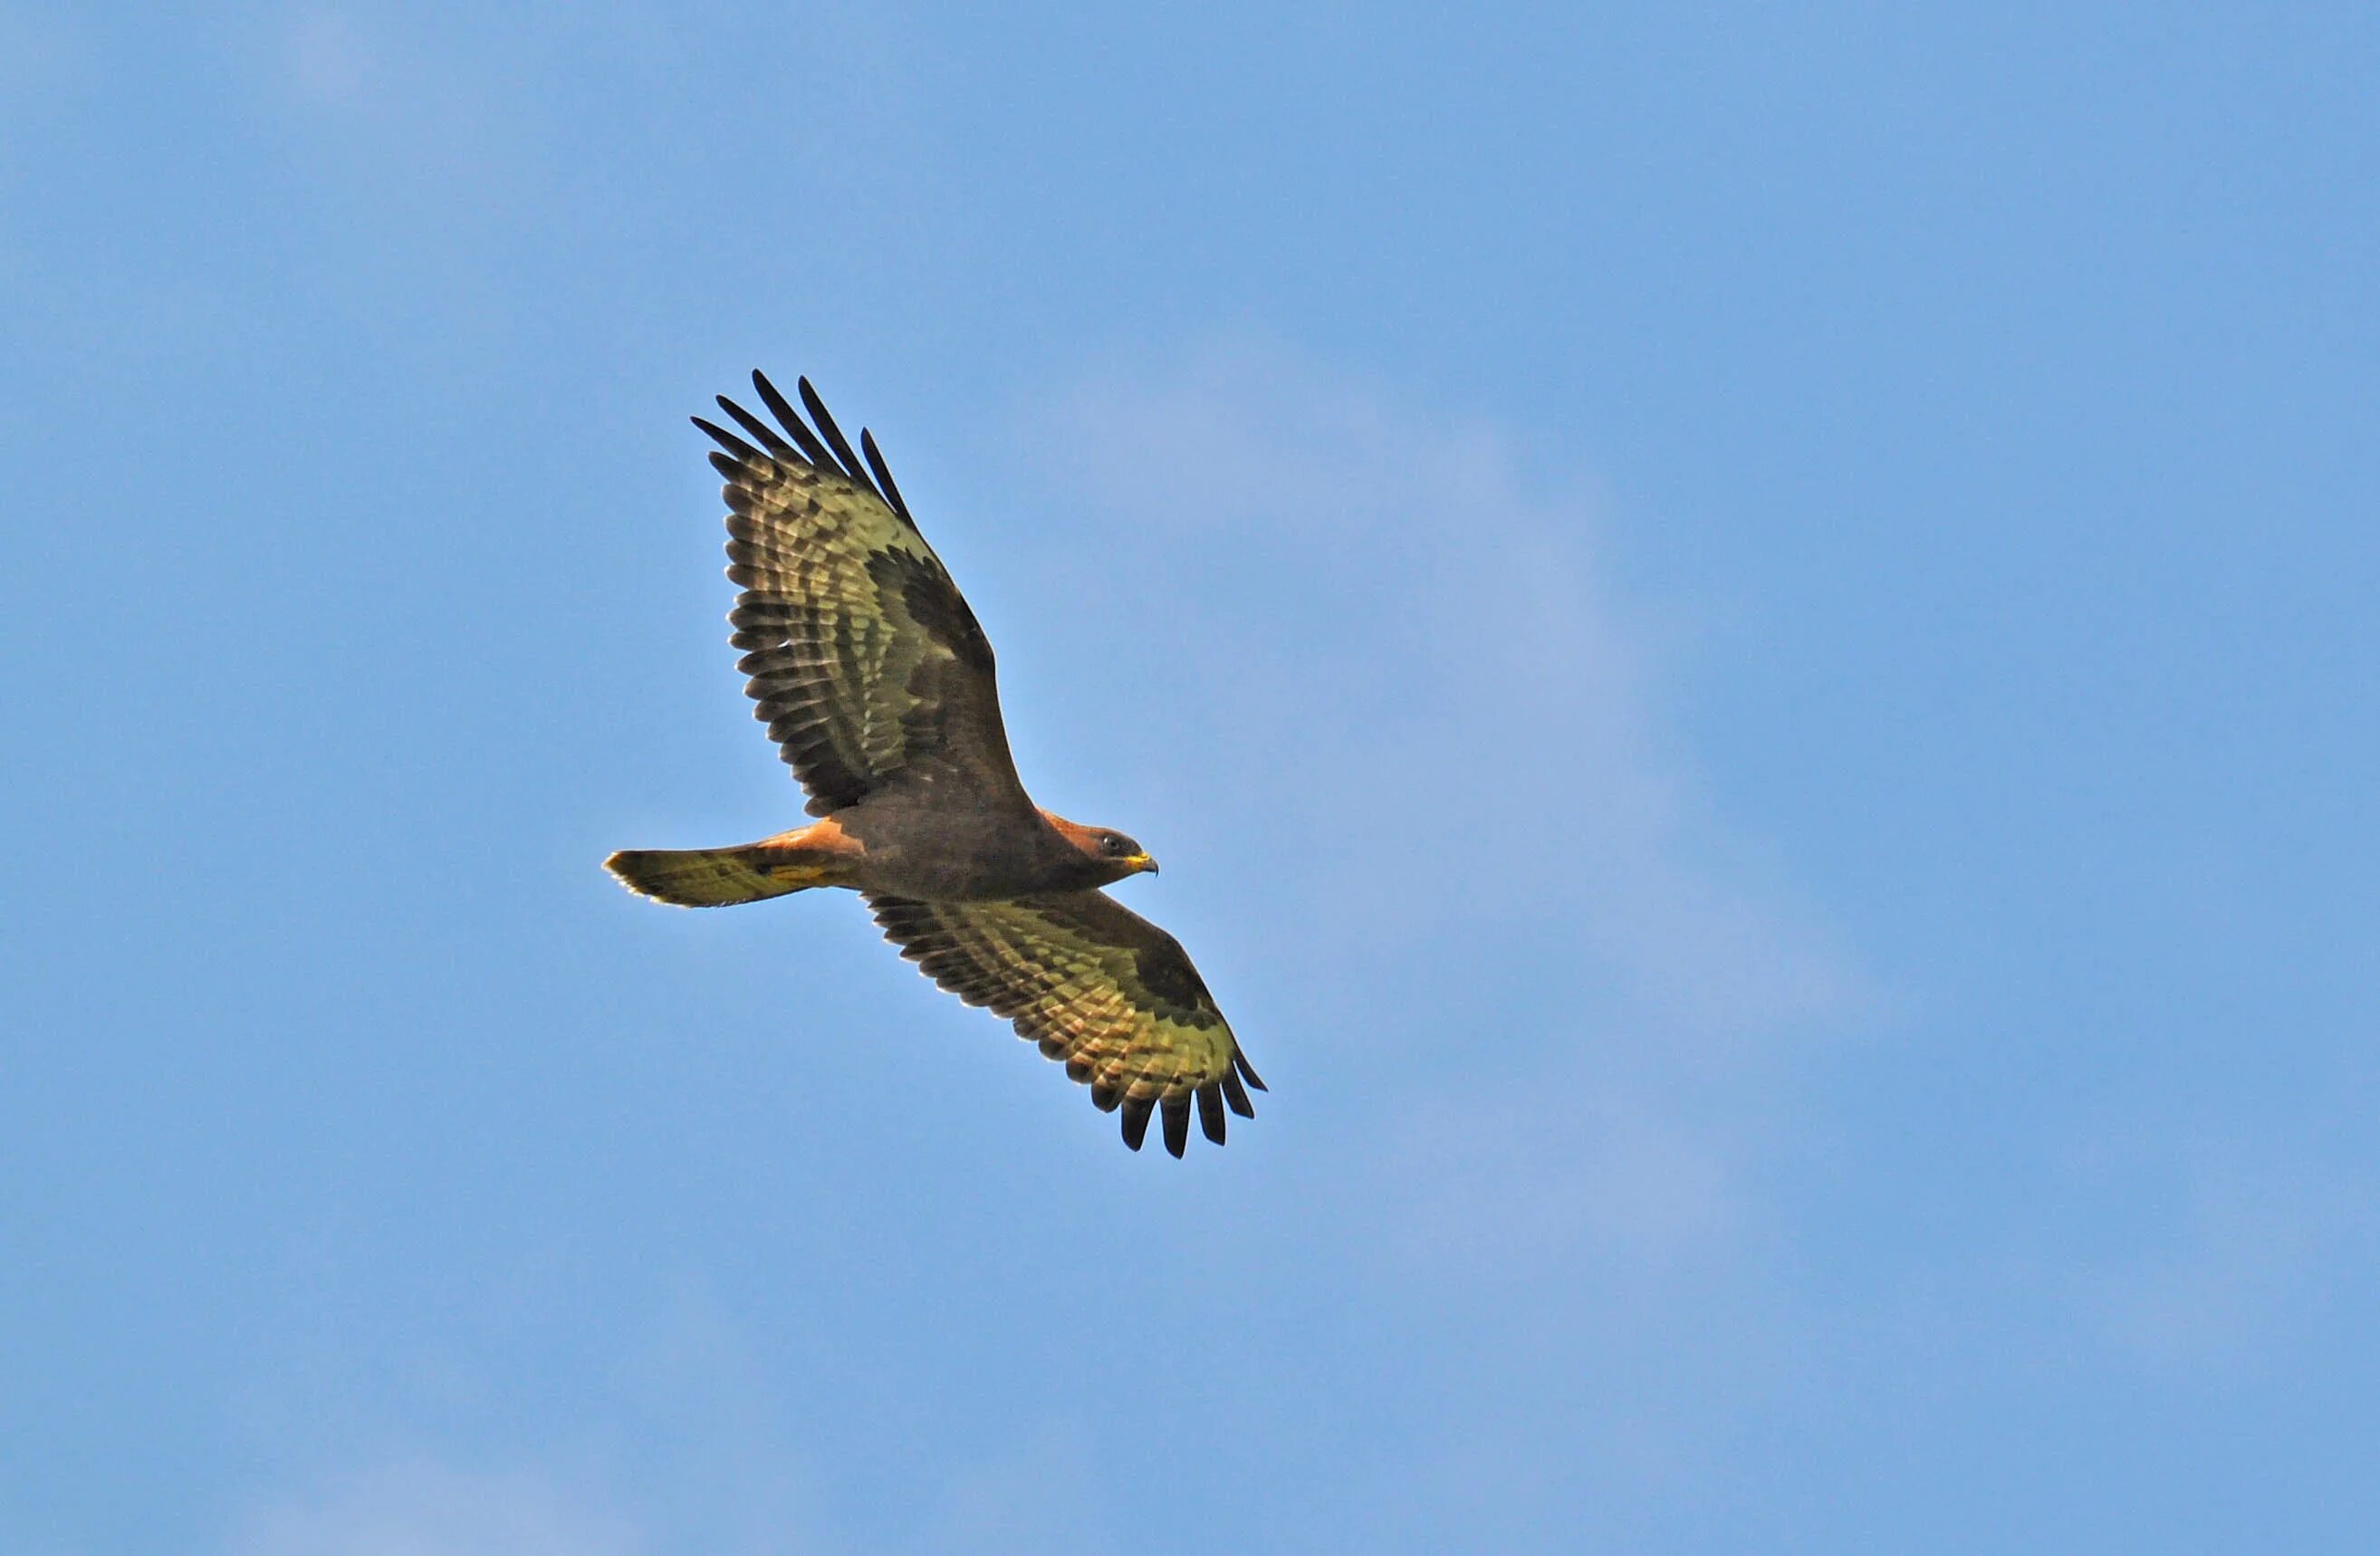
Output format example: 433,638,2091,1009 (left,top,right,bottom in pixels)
605,371,1263,1157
